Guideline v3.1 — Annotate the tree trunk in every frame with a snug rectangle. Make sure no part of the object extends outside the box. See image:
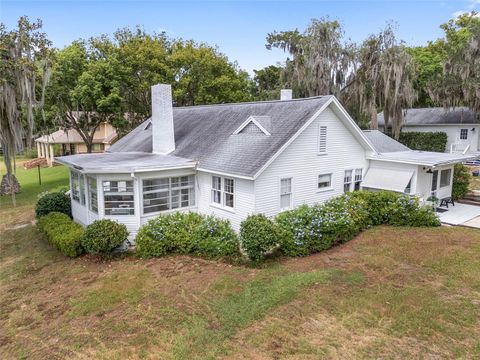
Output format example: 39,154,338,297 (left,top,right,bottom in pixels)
0,173,20,196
